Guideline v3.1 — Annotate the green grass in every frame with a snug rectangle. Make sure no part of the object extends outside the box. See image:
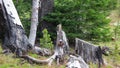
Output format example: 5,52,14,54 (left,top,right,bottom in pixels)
0,53,63,68
0,43,65,68
0,40,120,68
